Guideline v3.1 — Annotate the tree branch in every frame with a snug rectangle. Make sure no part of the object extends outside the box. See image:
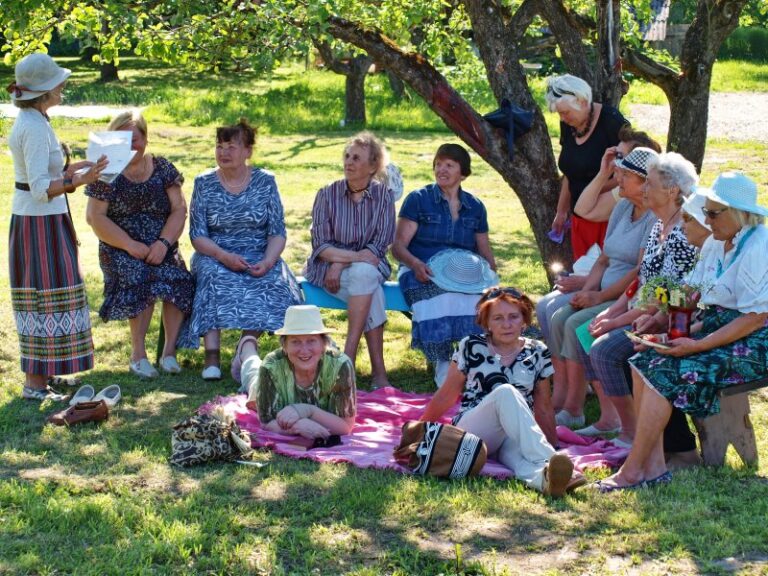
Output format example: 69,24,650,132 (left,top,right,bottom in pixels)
312,38,351,75
508,0,539,39
621,46,680,99
536,0,594,83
